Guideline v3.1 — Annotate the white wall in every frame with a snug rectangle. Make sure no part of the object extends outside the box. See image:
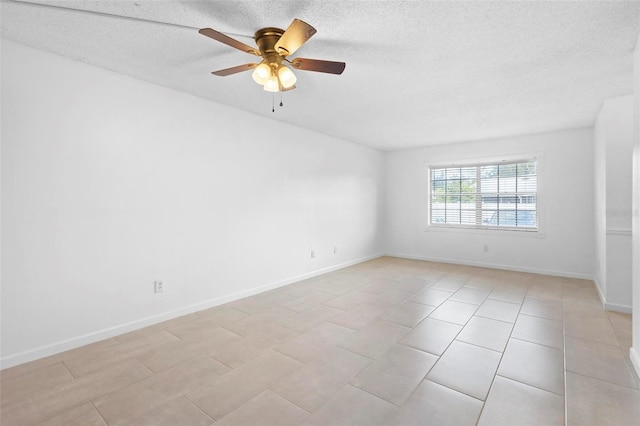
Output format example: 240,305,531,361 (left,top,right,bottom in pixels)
594,108,607,293
631,28,640,379
0,41,385,367
593,95,634,312
384,128,595,278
